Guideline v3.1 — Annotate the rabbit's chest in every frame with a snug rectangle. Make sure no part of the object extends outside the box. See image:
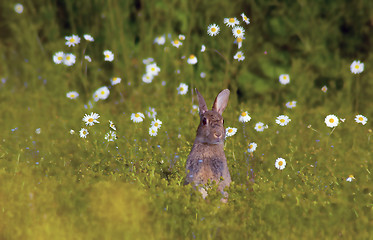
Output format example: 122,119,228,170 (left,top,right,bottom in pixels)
192,158,225,182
